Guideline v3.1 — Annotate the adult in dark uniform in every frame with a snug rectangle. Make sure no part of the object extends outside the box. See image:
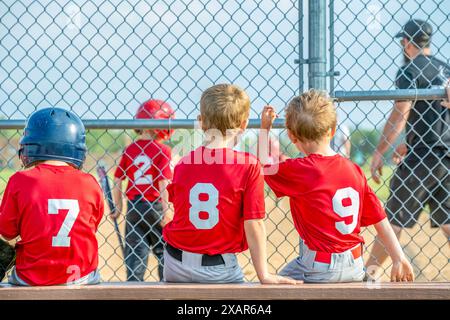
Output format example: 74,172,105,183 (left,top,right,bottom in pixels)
367,19,450,274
